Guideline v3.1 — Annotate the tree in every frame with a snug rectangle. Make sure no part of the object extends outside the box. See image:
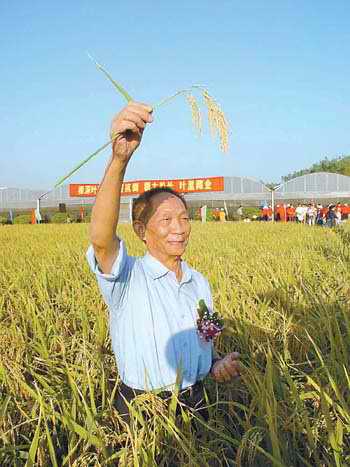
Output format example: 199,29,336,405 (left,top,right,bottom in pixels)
282,155,350,182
